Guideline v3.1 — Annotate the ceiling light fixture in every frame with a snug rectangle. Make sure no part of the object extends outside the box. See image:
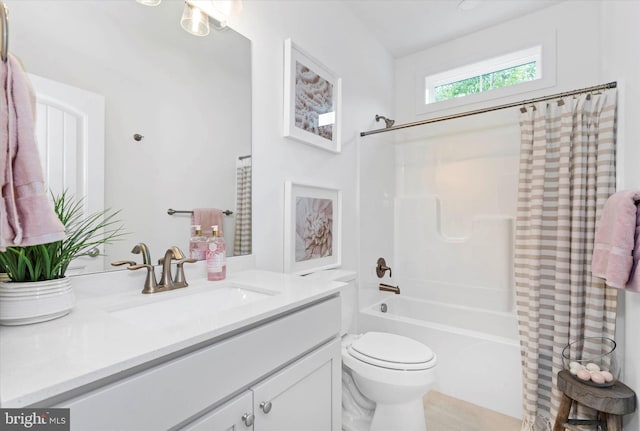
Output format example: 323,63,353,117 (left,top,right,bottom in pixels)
185,1,243,31
181,2,210,36
136,0,162,6
137,0,243,36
